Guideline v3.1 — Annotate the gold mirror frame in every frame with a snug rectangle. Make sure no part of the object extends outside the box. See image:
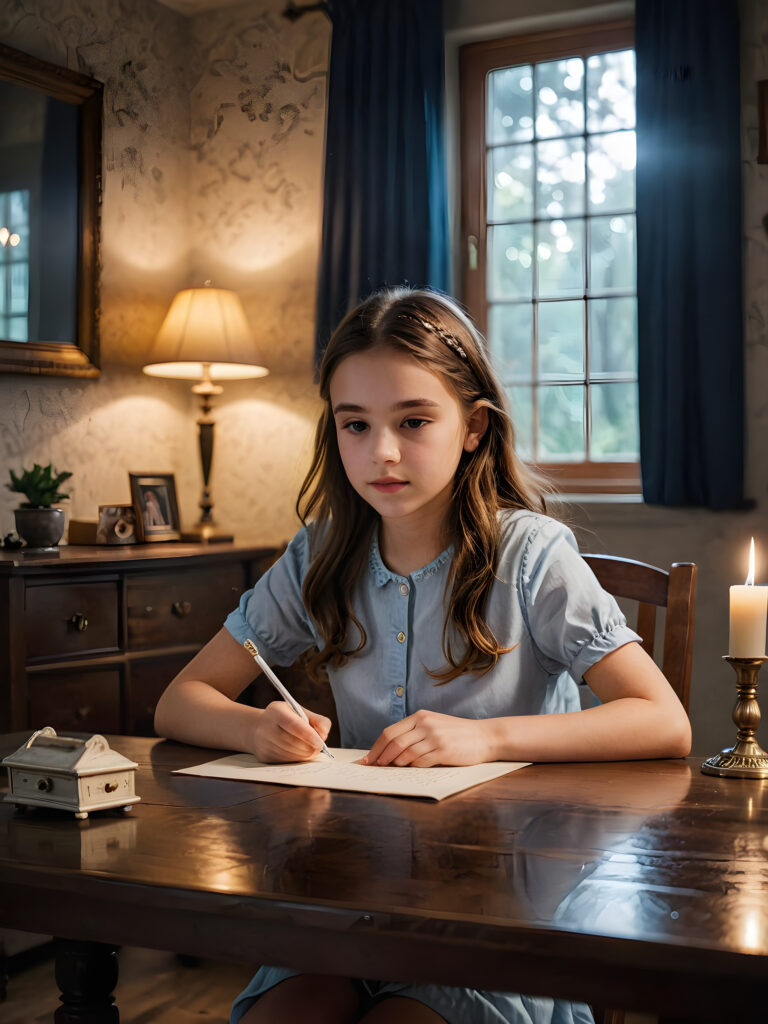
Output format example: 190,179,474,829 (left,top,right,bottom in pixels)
0,43,102,378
